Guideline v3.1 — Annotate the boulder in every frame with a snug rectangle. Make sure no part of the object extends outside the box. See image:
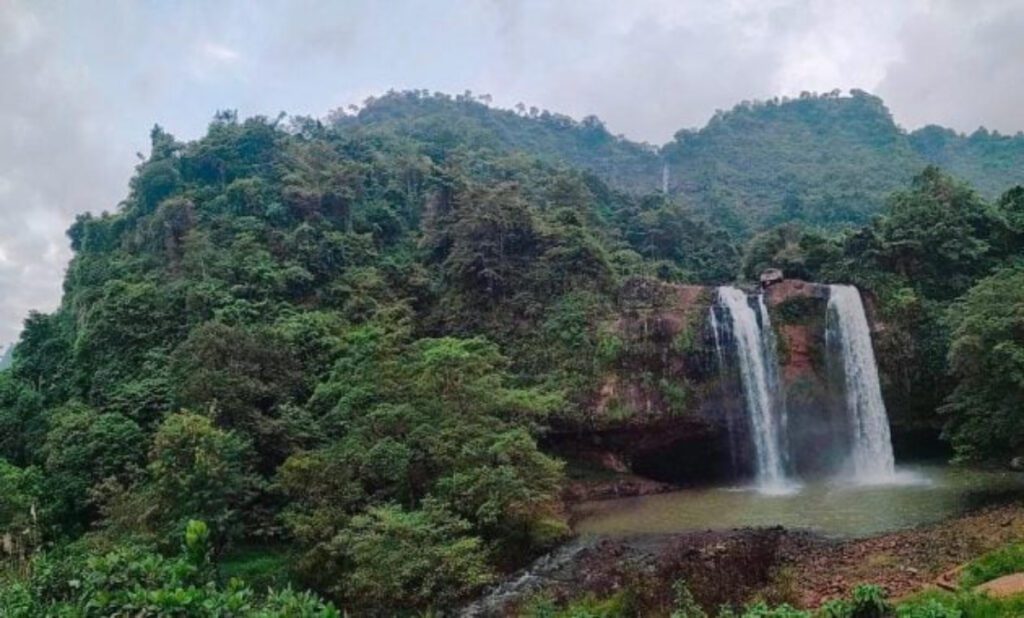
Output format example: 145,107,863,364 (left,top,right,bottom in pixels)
760,268,784,288
974,572,1024,598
